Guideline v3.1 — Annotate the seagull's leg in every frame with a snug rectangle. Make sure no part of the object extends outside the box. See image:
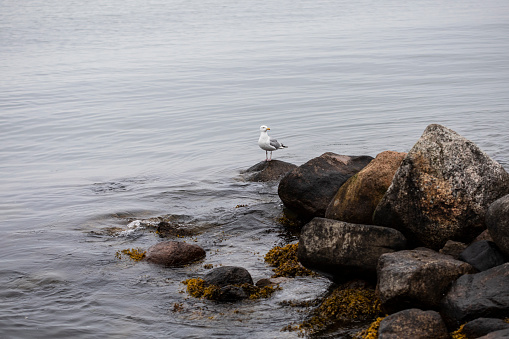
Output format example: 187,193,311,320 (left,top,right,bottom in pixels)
265,151,268,161
269,151,273,161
